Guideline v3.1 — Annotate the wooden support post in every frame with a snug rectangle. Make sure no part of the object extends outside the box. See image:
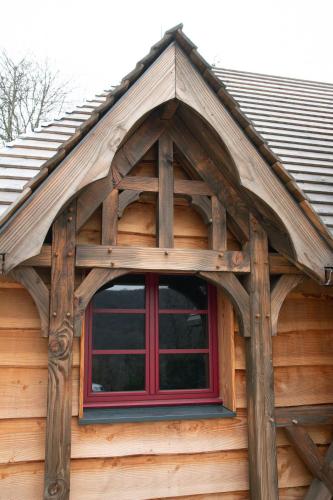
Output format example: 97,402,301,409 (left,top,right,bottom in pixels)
158,133,174,247
102,189,119,245
44,203,76,500
245,215,279,500
211,195,227,252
